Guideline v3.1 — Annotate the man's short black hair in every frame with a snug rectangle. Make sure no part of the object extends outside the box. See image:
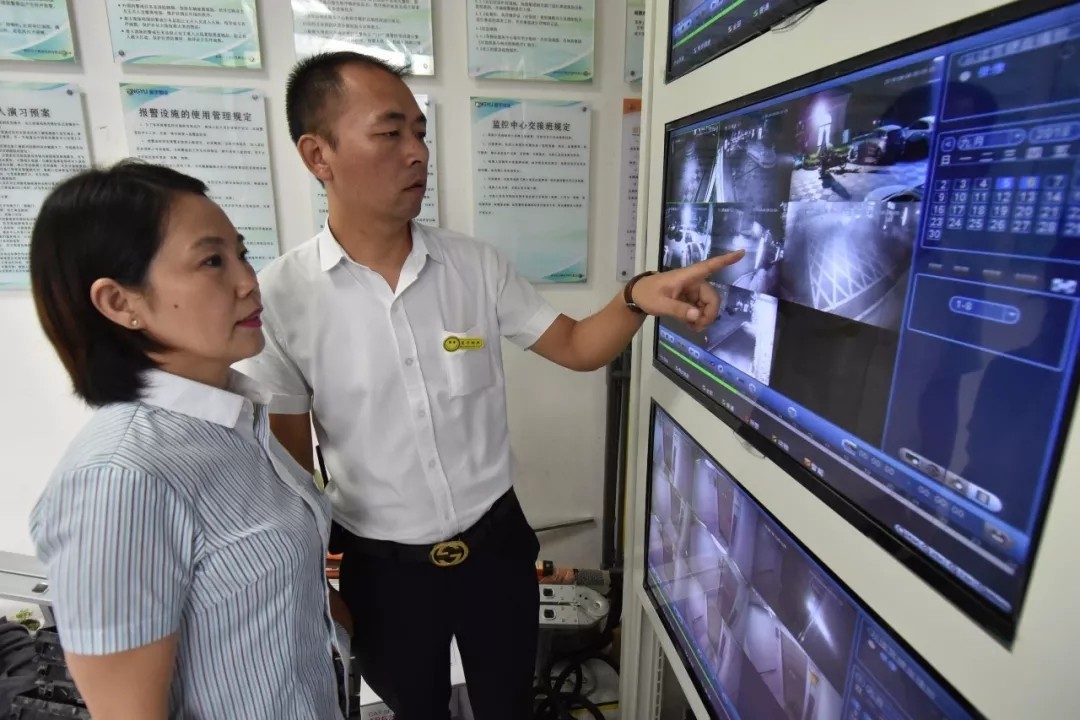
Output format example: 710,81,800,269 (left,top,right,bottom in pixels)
286,51,408,147
30,160,209,407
